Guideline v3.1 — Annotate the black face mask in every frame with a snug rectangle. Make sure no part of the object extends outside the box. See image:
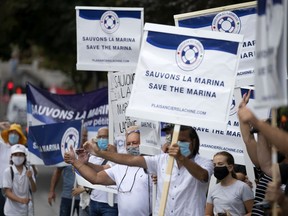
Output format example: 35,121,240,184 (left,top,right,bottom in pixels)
214,166,229,180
